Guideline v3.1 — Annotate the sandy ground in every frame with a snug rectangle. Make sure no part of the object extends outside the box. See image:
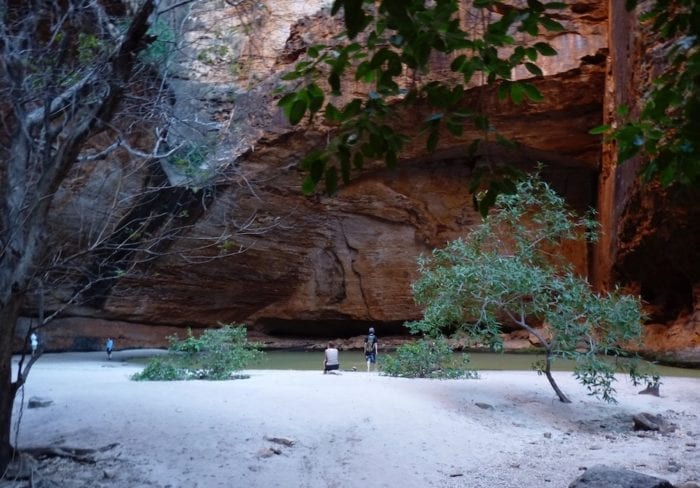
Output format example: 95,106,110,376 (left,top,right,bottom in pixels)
2,351,699,488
